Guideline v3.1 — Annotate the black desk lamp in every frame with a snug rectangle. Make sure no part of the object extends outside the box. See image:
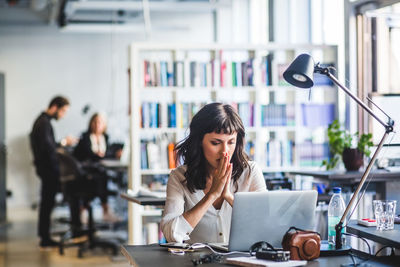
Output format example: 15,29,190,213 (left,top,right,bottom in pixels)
283,54,395,253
